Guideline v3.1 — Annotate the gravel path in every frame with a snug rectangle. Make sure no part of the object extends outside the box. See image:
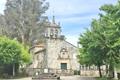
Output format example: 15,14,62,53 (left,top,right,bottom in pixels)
0,76,96,80
0,77,32,80
60,76,96,80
